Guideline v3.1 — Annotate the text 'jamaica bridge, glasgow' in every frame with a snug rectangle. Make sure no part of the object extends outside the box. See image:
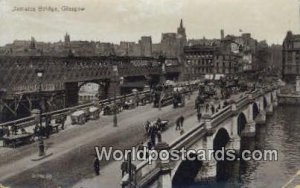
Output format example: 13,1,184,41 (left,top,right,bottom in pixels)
0,55,181,122
121,85,279,188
